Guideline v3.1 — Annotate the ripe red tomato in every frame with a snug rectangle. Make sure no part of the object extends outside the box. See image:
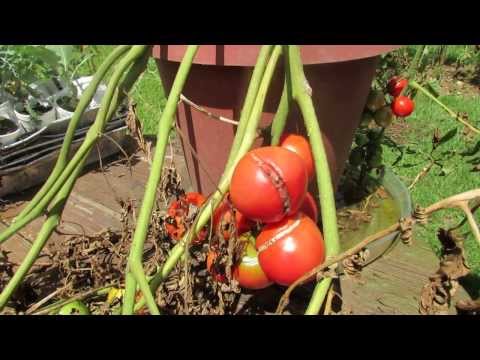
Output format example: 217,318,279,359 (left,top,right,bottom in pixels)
230,146,308,223
279,133,315,180
391,96,415,117
256,213,325,286
212,195,255,240
299,192,318,223
387,76,408,97
165,192,207,244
